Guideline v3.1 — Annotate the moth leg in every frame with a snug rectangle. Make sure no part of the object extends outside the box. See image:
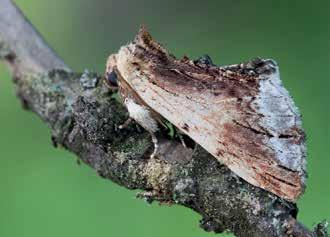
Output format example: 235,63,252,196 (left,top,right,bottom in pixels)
150,132,159,159
119,117,133,129
177,132,187,148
